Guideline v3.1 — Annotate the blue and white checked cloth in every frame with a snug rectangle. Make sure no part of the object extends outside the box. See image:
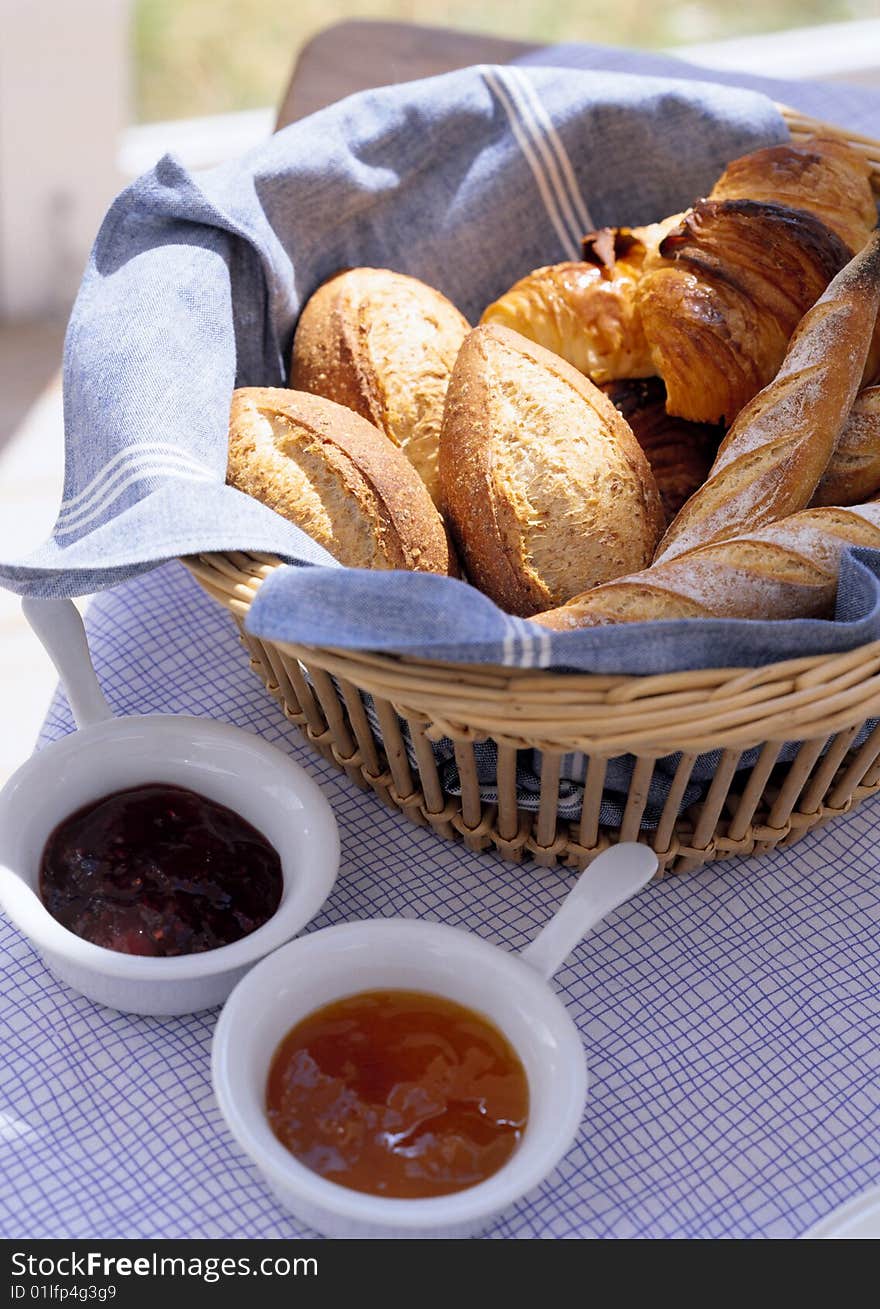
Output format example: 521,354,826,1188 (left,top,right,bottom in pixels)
1,560,878,1239
4,55,880,676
